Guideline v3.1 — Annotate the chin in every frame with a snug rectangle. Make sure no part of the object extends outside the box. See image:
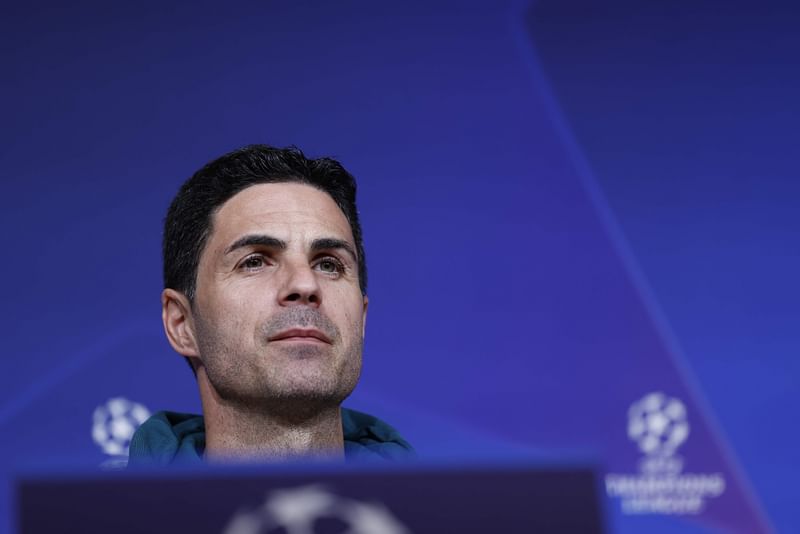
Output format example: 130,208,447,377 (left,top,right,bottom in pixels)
273,376,358,403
